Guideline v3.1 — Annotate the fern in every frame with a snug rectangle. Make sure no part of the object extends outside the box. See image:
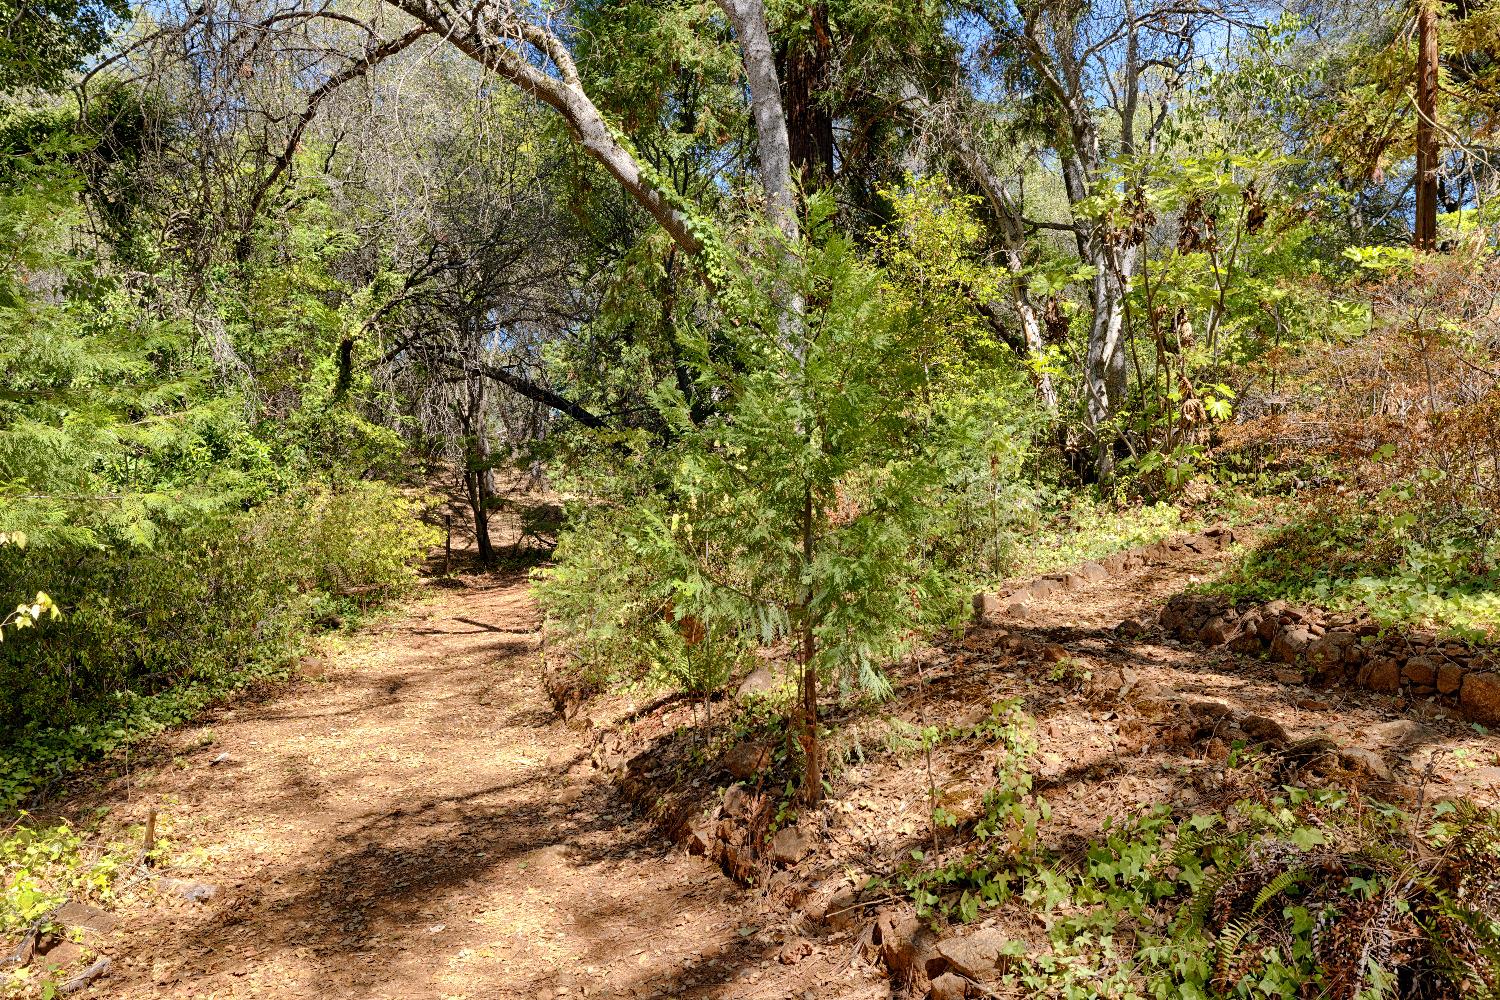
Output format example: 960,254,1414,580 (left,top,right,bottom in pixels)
1251,867,1309,915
